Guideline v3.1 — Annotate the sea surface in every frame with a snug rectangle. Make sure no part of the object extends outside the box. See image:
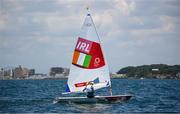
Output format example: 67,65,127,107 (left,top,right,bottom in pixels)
0,79,180,113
